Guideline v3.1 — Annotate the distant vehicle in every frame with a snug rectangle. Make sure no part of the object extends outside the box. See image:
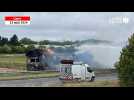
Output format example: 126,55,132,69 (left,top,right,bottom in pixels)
59,60,95,81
